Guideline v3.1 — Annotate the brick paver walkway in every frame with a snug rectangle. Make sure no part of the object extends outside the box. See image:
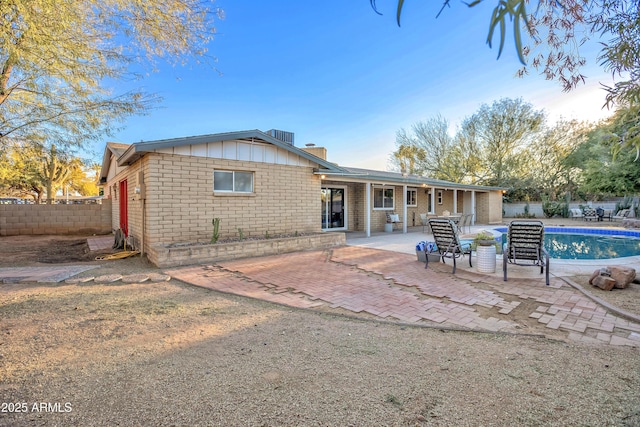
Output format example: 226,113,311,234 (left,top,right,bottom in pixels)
87,235,113,251
165,246,640,347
